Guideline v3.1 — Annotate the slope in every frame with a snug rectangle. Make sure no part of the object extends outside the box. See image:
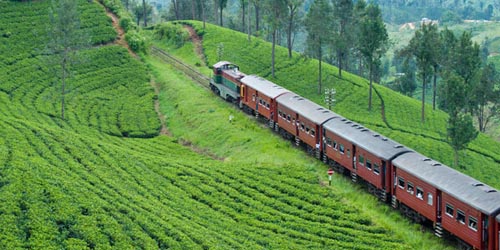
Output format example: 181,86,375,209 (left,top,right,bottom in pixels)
180,20,500,189
0,0,456,249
